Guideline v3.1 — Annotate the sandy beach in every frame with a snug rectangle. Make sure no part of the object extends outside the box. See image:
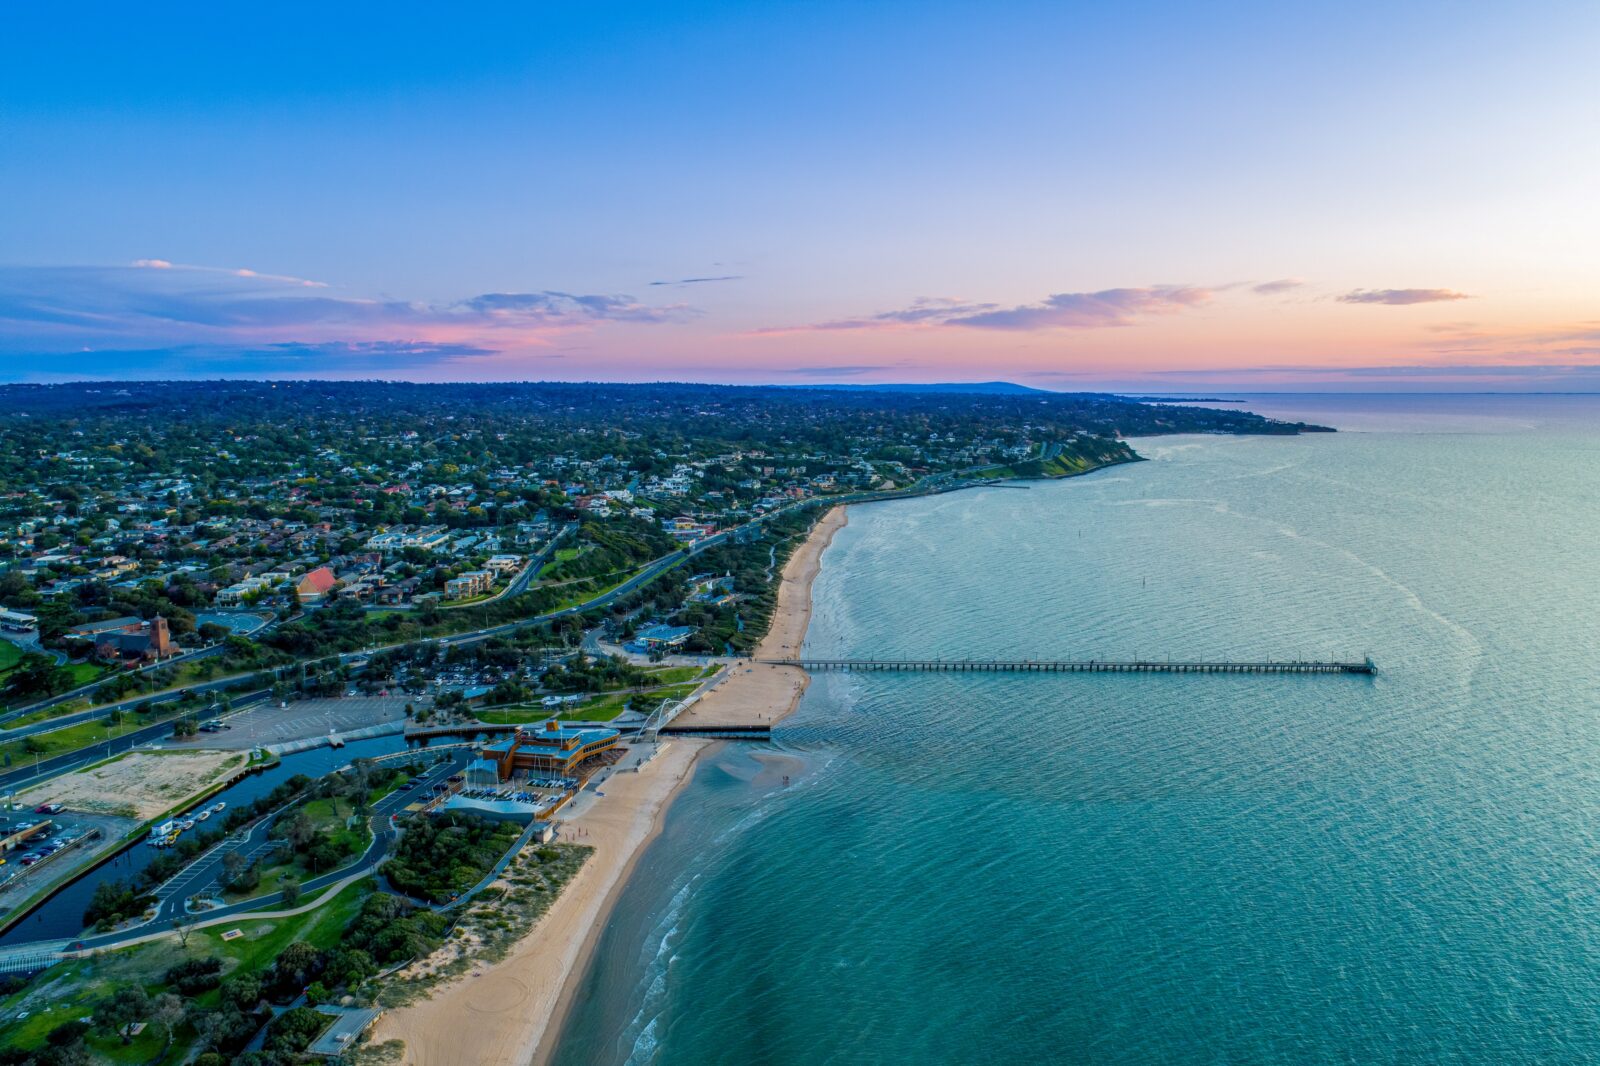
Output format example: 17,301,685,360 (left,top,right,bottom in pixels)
373,504,846,1065
673,504,846,729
